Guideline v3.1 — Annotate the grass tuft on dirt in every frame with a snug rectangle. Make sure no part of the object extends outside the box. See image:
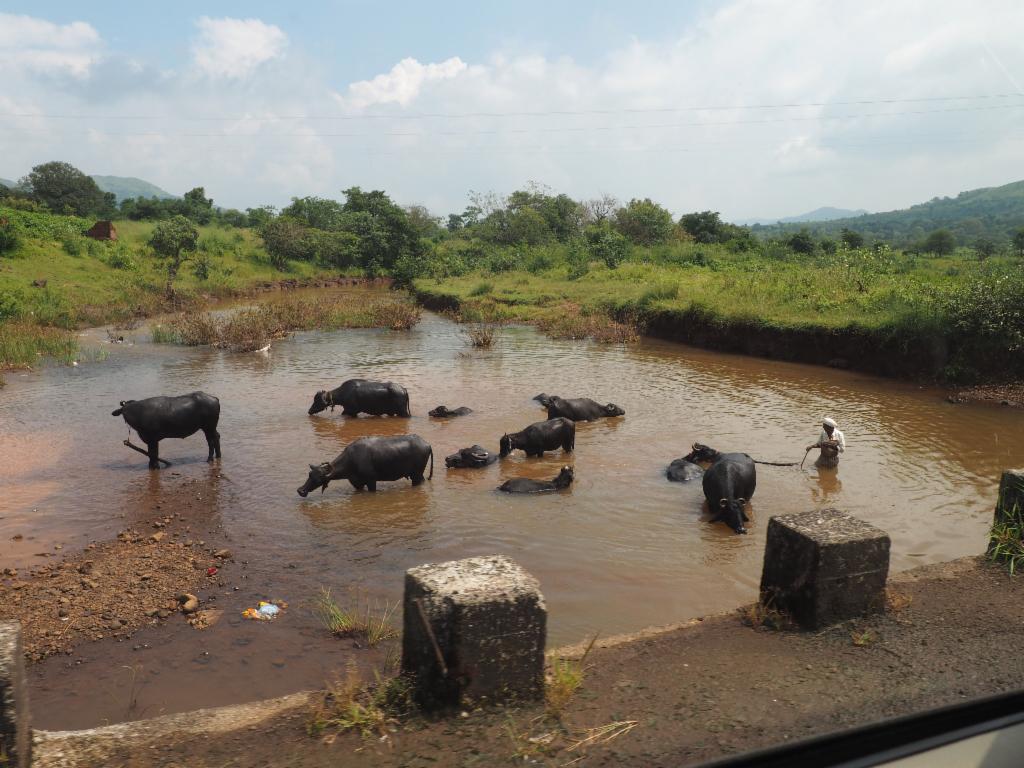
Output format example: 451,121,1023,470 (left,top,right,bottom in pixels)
308,664,412,740
313,587,400,647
